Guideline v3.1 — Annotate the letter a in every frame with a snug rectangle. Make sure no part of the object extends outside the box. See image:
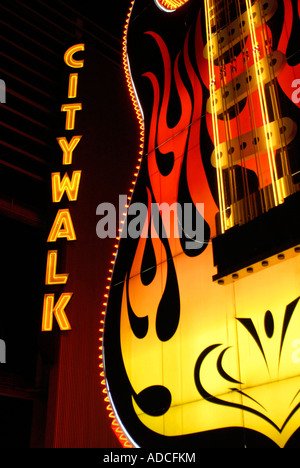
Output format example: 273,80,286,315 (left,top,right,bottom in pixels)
47,209,76,242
